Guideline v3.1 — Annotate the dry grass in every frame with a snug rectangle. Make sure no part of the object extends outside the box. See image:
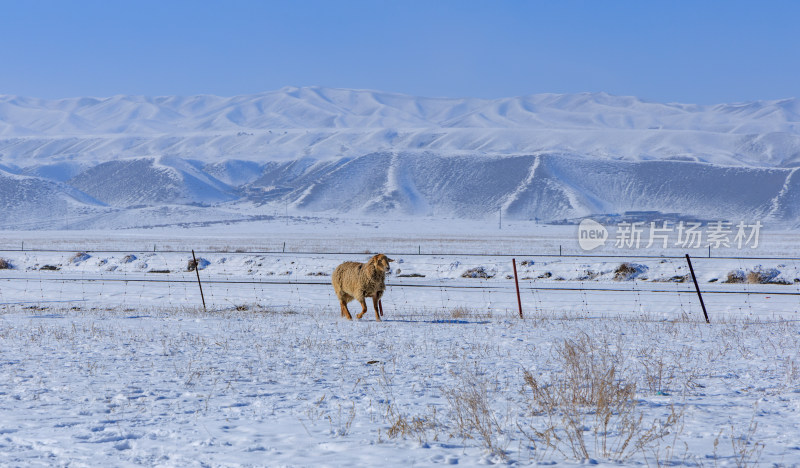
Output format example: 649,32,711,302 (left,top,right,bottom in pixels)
386,405,439,444
448,307,493,320
187,257,209,272
461,267,494,279
723,270,746,283
2,304,785,465
444,367,508,459
614,262,646,281
729,410,765,468
725,268,790,285
746,268,789,285
70,252,91,263
518,336,683,462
